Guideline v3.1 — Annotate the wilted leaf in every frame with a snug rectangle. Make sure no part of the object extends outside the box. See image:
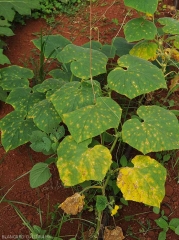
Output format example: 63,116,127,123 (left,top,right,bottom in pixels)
108,55,166,99
104,226,125,240
169,75,179,92
122,105,179,154
59,193,85,215
117,155,166,208
124,0,158,14
62,97,122,143
124,18,157,42
130,40,158,60
57,136,112,186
